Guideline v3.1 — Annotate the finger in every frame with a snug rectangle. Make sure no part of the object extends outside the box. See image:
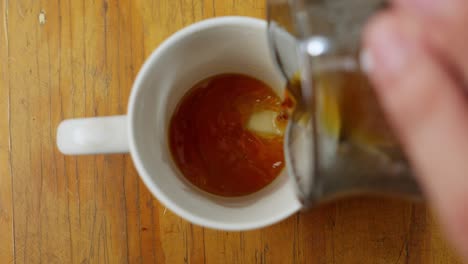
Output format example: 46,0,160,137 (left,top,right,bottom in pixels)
364,13,468,259
391,0,468,85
